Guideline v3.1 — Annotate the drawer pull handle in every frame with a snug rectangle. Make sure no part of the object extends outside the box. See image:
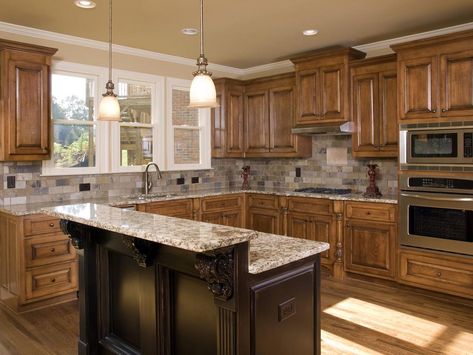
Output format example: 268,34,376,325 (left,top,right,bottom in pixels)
49,223,55,227
51,278,56,283
436,272,442,277
366,212,371,215
50,248,56,253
